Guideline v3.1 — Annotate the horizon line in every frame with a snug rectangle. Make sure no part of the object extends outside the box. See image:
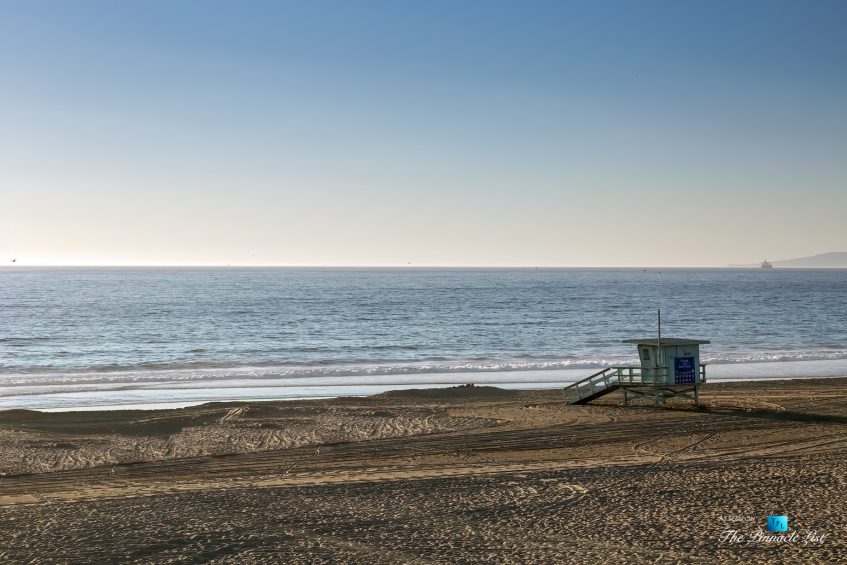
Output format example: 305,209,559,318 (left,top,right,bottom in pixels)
1,263,839,269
